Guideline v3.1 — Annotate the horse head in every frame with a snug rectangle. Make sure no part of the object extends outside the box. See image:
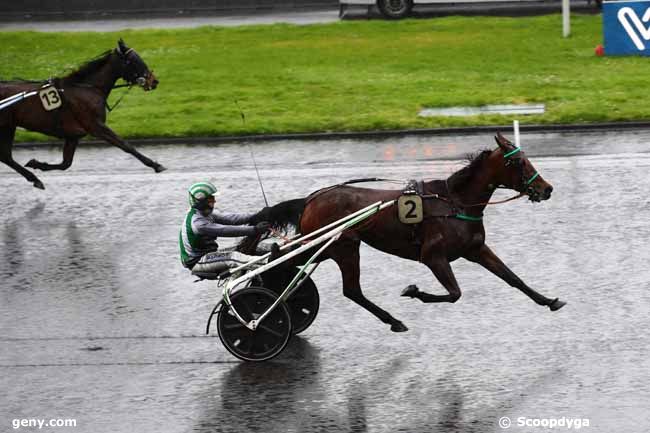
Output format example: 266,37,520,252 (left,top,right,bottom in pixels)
493,132,552,202
116,39,158,91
